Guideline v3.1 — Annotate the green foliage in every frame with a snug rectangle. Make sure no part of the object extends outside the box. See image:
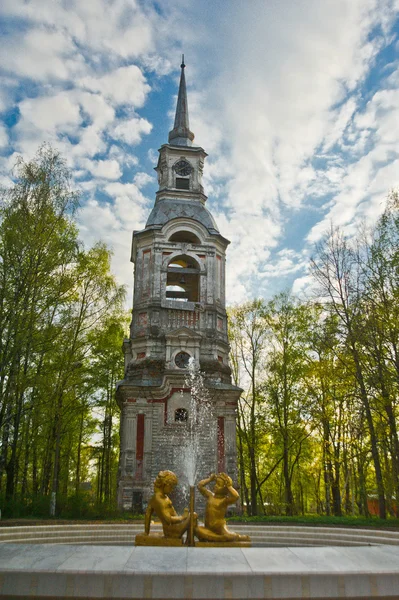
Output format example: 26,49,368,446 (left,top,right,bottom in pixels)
0,492,139,520
0,145,127,517
228,299,270,515
232,191,399,520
